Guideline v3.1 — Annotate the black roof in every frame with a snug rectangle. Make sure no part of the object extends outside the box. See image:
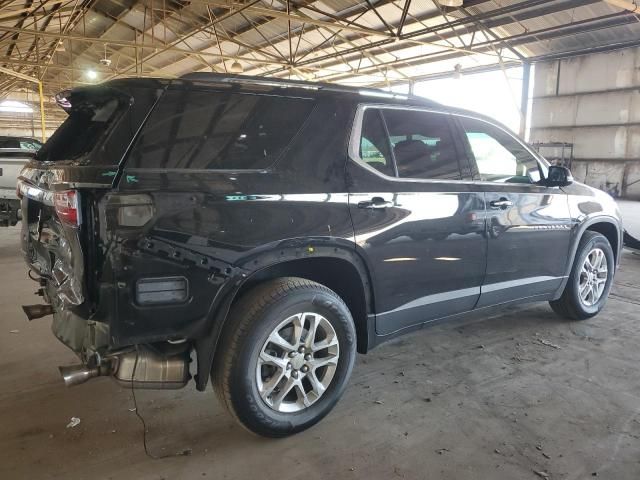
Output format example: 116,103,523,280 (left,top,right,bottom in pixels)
179,72,441,108
177,73,499,125
66,72,517,136
73,73,438,110
72,72,441,109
